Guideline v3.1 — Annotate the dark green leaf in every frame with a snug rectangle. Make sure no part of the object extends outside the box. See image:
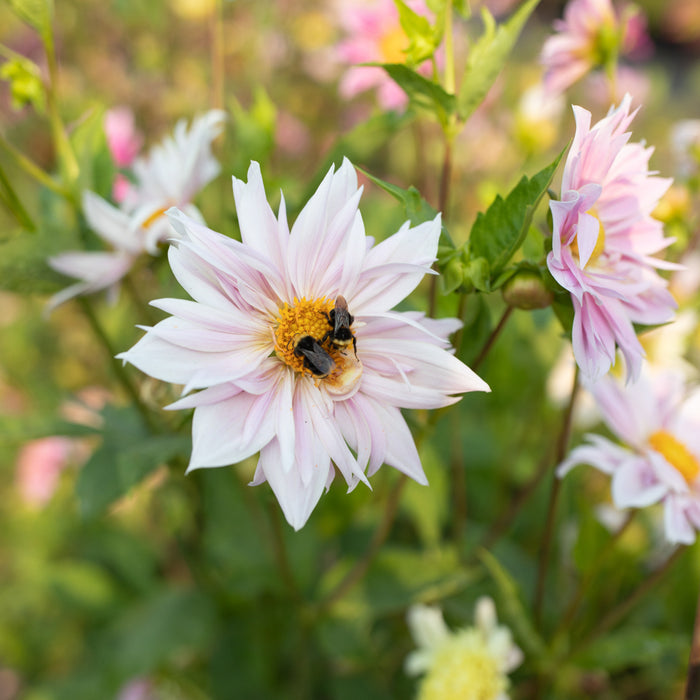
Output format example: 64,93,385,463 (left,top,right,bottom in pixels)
457,0,540,121
76,405,189,517
378,63,456,123
467,147,565,276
